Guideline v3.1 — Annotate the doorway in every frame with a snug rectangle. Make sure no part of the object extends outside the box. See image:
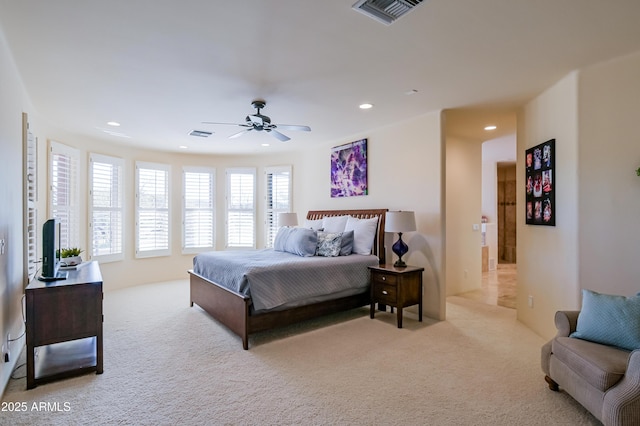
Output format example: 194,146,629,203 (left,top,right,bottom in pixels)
497,162,516,264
